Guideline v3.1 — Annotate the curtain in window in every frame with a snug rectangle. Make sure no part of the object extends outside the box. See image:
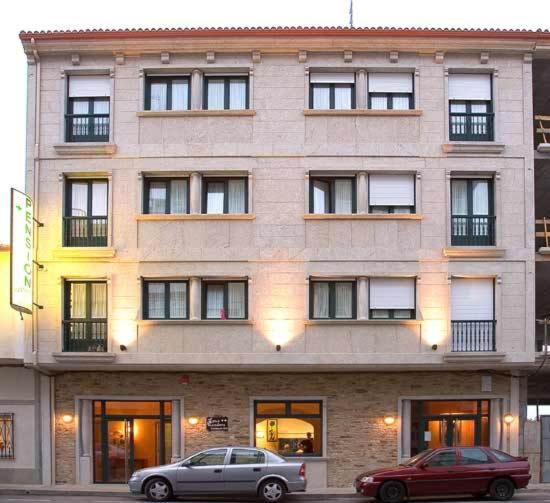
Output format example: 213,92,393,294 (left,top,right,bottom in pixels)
150,82,167,111
228,283,245,318
313,283,329,318
72,101,89,114
228,180,246,213
370,96,388,110
313,86,330,109
149,182,167,214
91,283,107,318
229,80,246,110
93,100,110,115
170,180,187,214
169,283,187,318
147,283,165,318
472,181,489,214
206,284,224,318
451,180,468,215
335,282,352,318
450,102,467,113
71,183,88,217
207,80,225,110
70,283,87,318
313,180,329,214
334,179,352,213
392,96,410,110
92,182,108,216
207,182,225,213
334,86,351,109
471,103,488,114
171,80,189,111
